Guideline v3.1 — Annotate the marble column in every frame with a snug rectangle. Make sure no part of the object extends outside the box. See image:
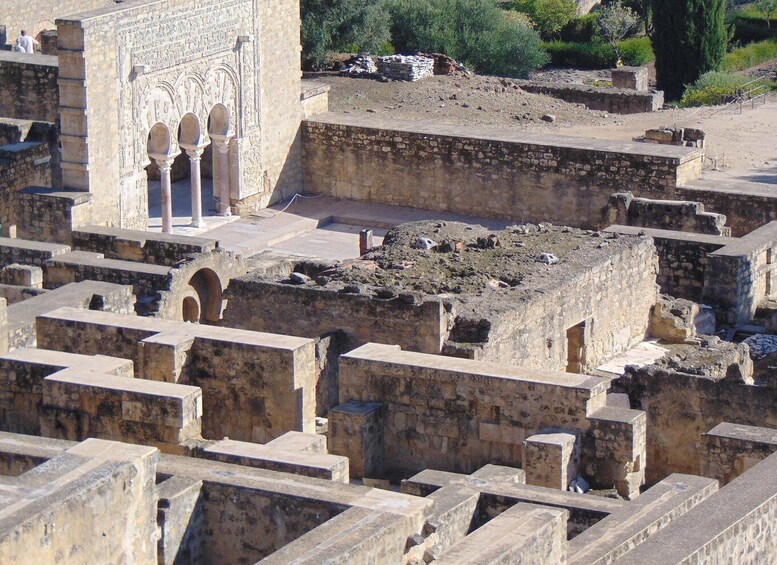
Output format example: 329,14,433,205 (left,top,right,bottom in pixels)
186,146,205,228
155,156,176,234
212,136,232,216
